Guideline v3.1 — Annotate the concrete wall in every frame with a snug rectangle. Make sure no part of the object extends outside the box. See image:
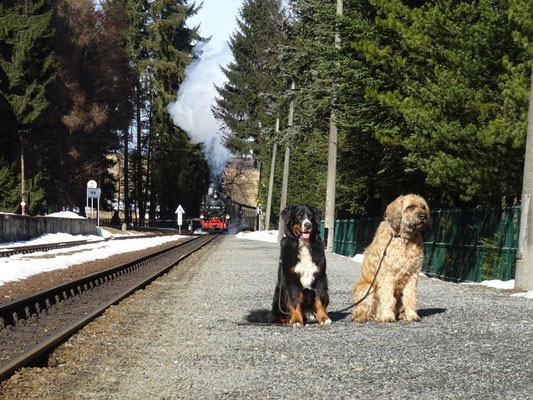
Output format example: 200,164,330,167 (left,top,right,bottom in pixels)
0,214,98,243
